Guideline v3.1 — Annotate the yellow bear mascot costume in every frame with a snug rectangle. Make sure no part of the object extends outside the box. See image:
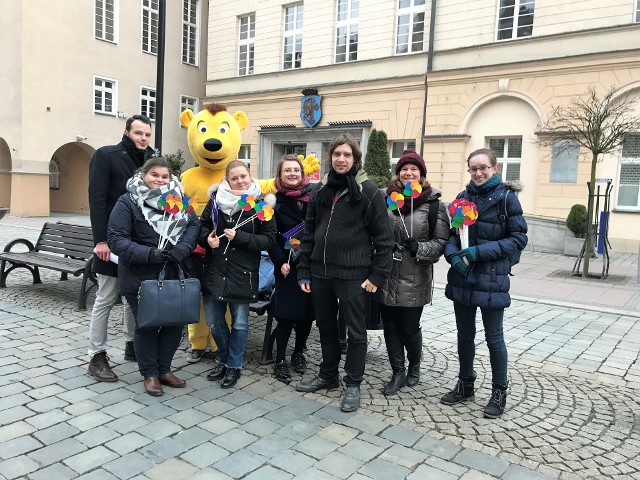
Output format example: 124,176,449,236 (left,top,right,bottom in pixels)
180,103,319,359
